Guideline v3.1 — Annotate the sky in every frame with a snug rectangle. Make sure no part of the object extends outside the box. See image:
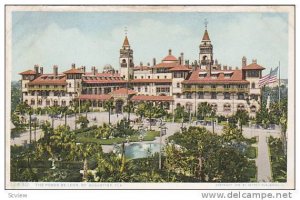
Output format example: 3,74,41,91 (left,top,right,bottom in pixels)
11,11,289,80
